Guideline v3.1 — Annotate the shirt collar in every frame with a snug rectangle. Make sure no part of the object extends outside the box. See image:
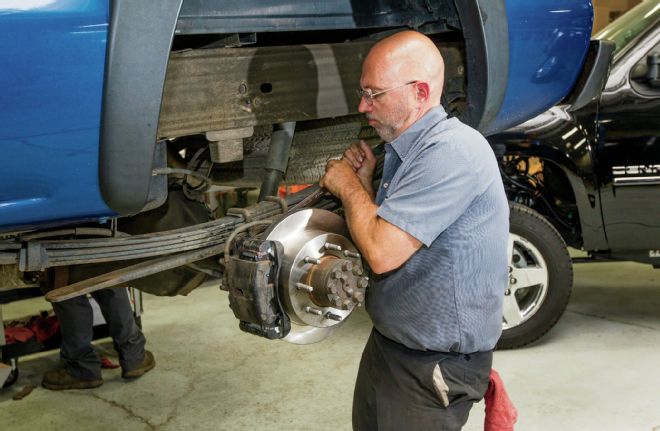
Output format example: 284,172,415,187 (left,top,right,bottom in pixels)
388,105,448,160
